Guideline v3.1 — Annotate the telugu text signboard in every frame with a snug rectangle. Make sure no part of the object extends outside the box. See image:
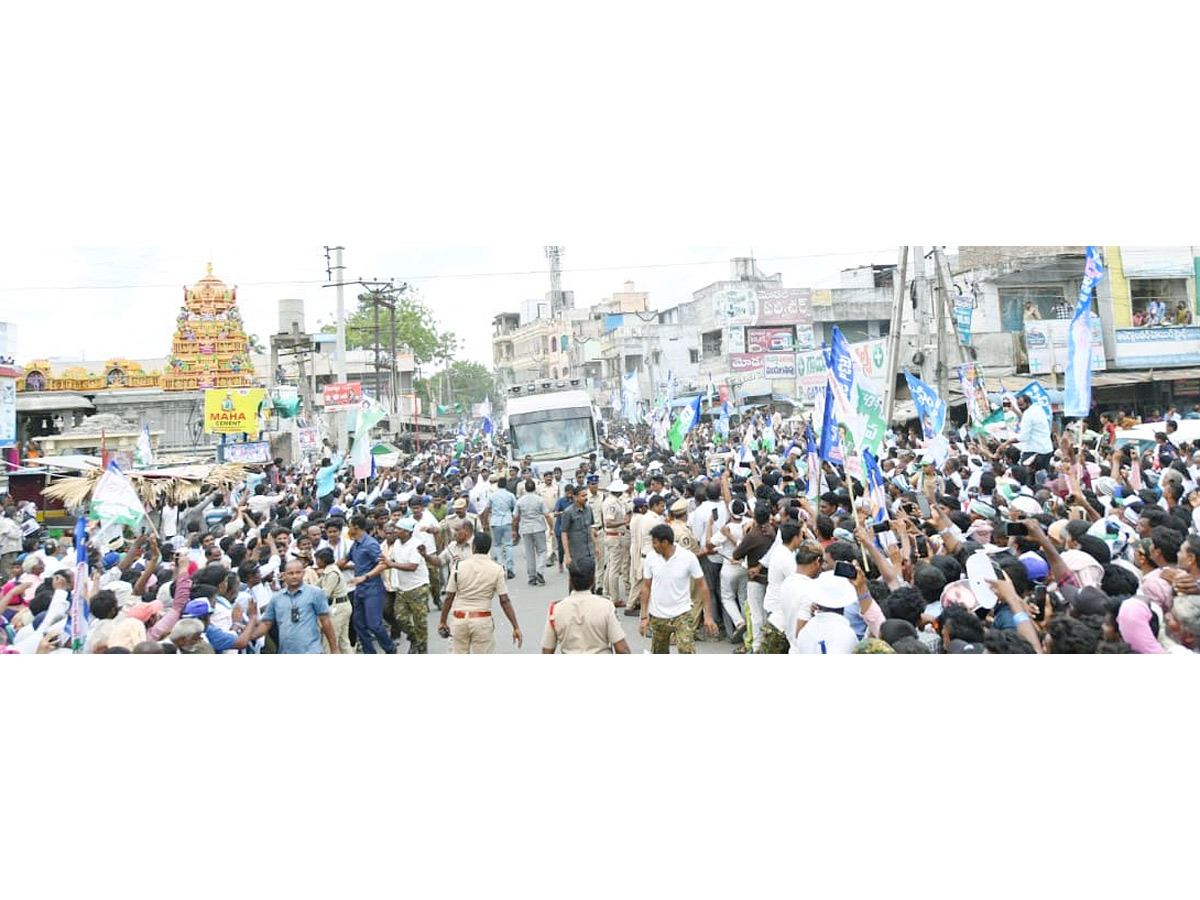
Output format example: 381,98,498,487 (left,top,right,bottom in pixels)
322,381,363,411
755,288,813,326
1113,326,1200,368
